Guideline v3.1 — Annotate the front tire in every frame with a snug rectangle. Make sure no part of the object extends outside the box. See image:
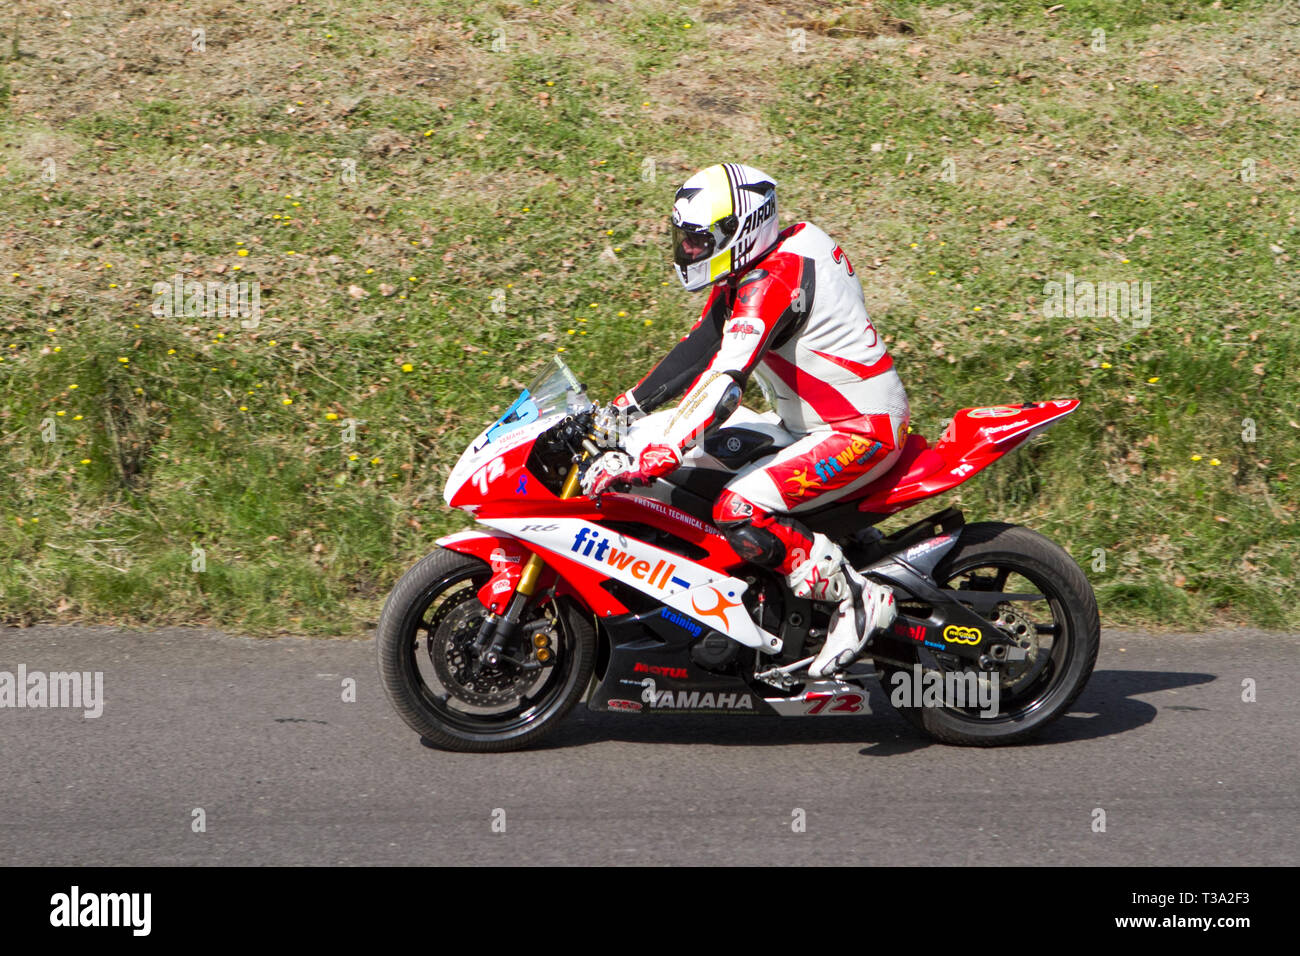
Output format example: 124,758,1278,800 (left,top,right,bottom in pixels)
876,522,1099,746
376,548,596,753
